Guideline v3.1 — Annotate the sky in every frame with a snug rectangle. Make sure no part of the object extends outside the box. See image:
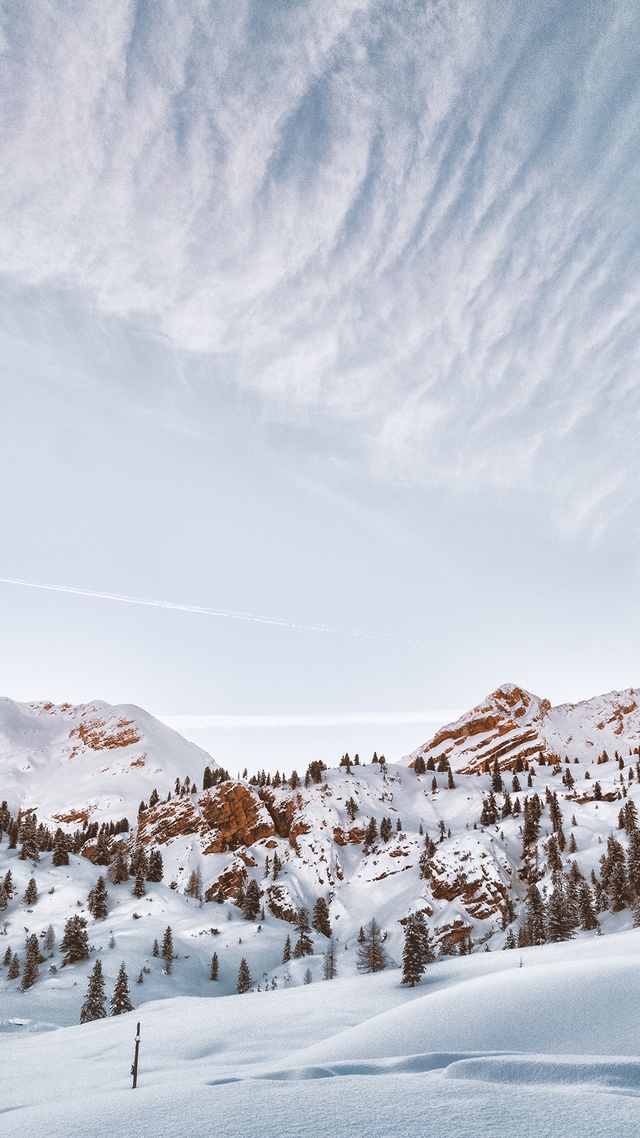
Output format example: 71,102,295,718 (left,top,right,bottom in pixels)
1,0,639,774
